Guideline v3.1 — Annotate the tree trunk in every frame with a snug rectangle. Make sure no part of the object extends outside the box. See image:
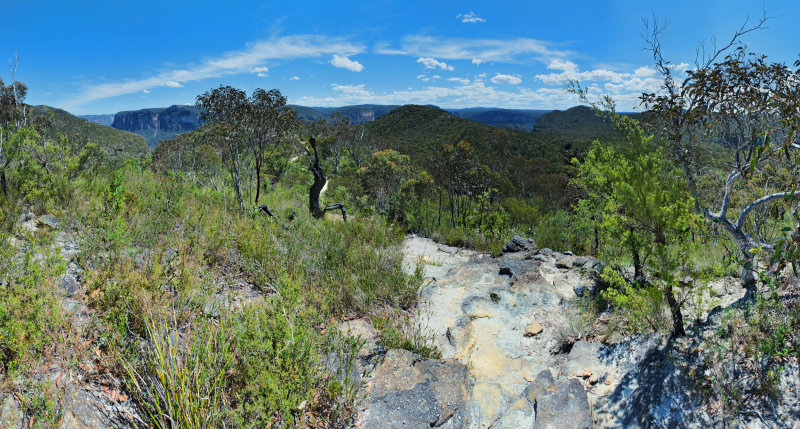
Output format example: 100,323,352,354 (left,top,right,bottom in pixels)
254,156,262,204
437,189,442,227
448,189,455,227
233,168,244,212
630,229,643,282
665,283,686,337
0,170,7,199
725,225,758,300
308,137,347,221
